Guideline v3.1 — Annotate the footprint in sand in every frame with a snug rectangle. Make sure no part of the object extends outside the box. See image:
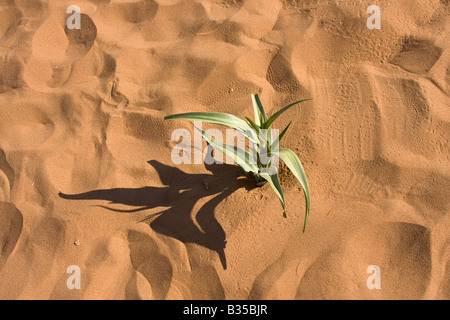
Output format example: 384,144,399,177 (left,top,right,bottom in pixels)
0,170,10,203
64,14,98,62
30,13,97,65
0,6,21,41
24,13,98,90
125,230,173,300
0,203,23,273
0,216,65,299
97,0,158,25
0,102,55,151
390,37,443,74
0,55,26,92
0,150,14,203
295,222,432,299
